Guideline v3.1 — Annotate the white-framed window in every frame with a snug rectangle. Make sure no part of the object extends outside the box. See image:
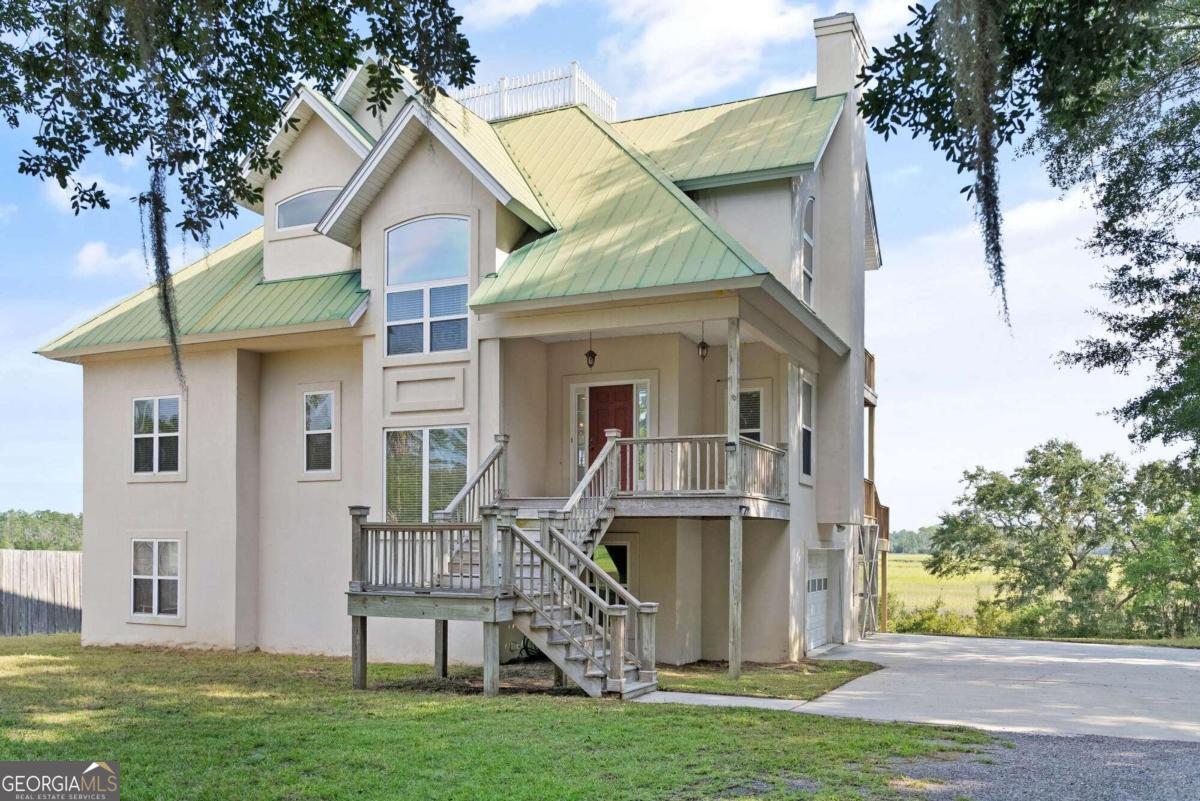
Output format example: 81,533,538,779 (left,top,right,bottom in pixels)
801,196,815,305
384,426,469,522
131,538,181,618
276,187,341,231
304,391,335,473
133,396,181,474
385,216,470,356
739,389,763,442
801,379,815,478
